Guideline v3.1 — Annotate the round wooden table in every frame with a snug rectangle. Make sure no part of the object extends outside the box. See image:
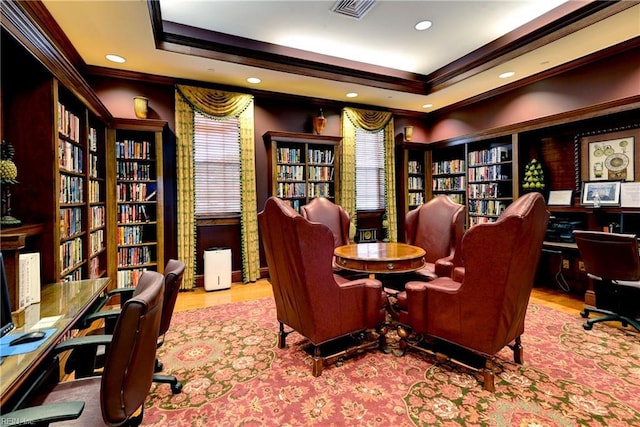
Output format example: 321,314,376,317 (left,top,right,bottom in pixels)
334,242,426,275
